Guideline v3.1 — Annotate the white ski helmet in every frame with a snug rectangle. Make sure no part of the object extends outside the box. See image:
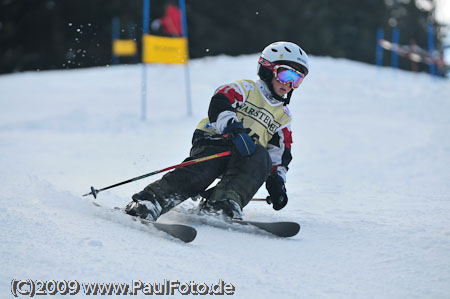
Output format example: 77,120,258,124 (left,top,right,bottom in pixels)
257,41,309,82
